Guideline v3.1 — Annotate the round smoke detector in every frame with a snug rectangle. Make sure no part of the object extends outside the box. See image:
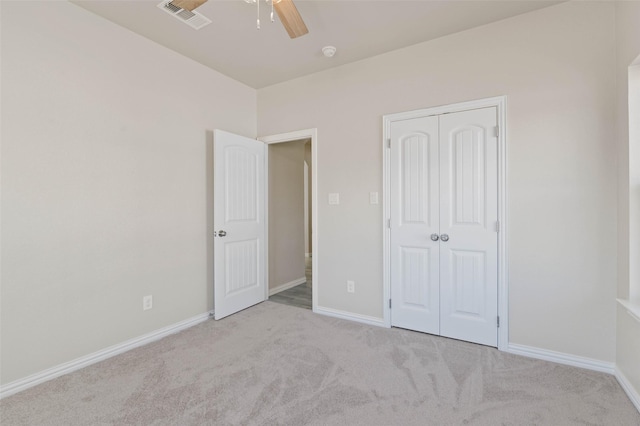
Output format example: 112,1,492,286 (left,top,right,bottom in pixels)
322,46,337,58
